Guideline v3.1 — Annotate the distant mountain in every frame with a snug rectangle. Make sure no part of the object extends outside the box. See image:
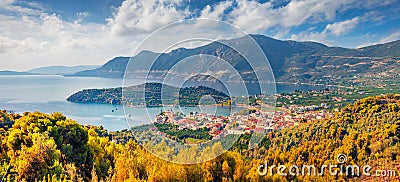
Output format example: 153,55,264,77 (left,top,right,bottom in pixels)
68,35,400,86
27,65,99,75
66,51,159,78
65,57,131,78
0,70,40,75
